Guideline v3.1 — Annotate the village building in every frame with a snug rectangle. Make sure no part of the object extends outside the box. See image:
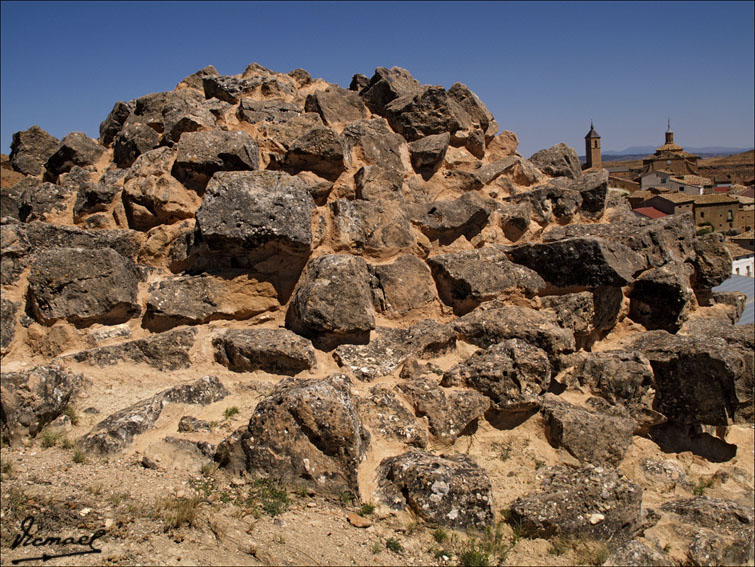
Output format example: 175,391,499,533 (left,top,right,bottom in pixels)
584,122,601,170
693,194,739,232
727,242,754,277
641,121,700,176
